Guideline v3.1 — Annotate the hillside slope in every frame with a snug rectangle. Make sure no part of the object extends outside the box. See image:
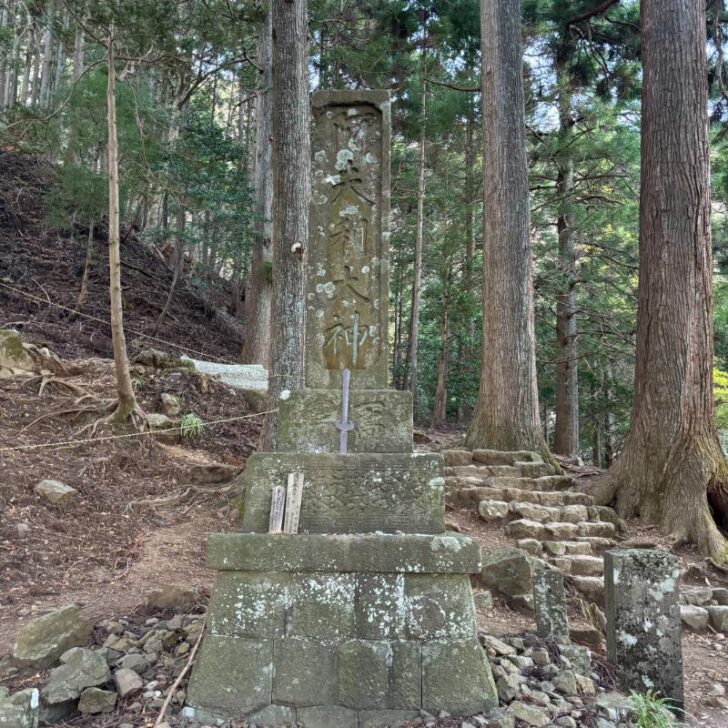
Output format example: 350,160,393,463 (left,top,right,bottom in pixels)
0,152,242,363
